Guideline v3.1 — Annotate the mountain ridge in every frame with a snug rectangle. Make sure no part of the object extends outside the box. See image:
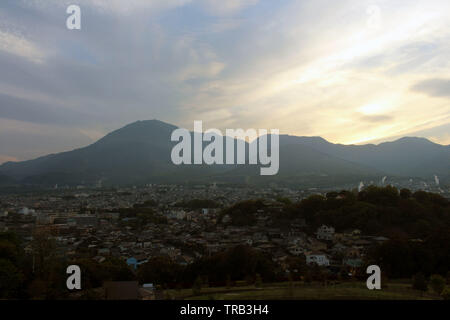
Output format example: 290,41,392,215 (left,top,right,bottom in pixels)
0,120,448,187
